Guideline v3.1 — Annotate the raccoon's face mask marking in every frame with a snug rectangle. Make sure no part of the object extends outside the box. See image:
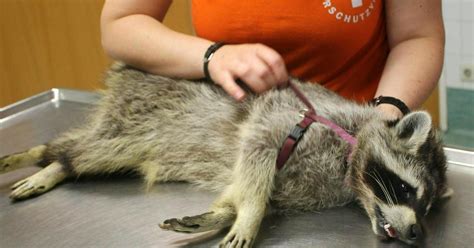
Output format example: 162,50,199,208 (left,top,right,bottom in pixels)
350,112,452,246
365,160,424,243
366,162,417,208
